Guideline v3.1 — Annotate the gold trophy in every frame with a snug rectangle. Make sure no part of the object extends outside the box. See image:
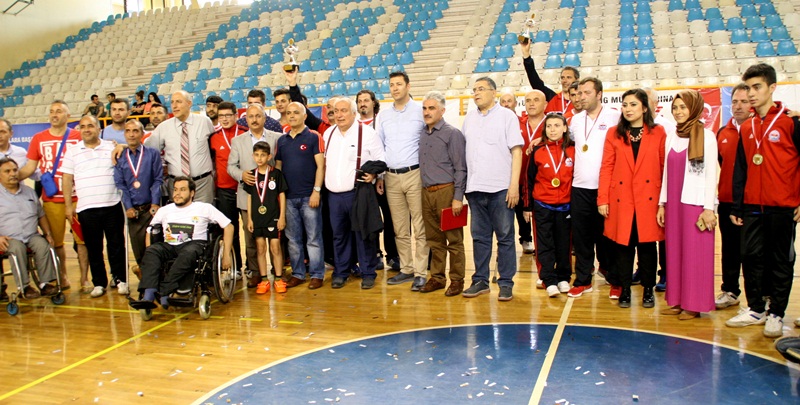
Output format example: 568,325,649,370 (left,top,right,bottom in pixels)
518,14,536,45
283,38,300,72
